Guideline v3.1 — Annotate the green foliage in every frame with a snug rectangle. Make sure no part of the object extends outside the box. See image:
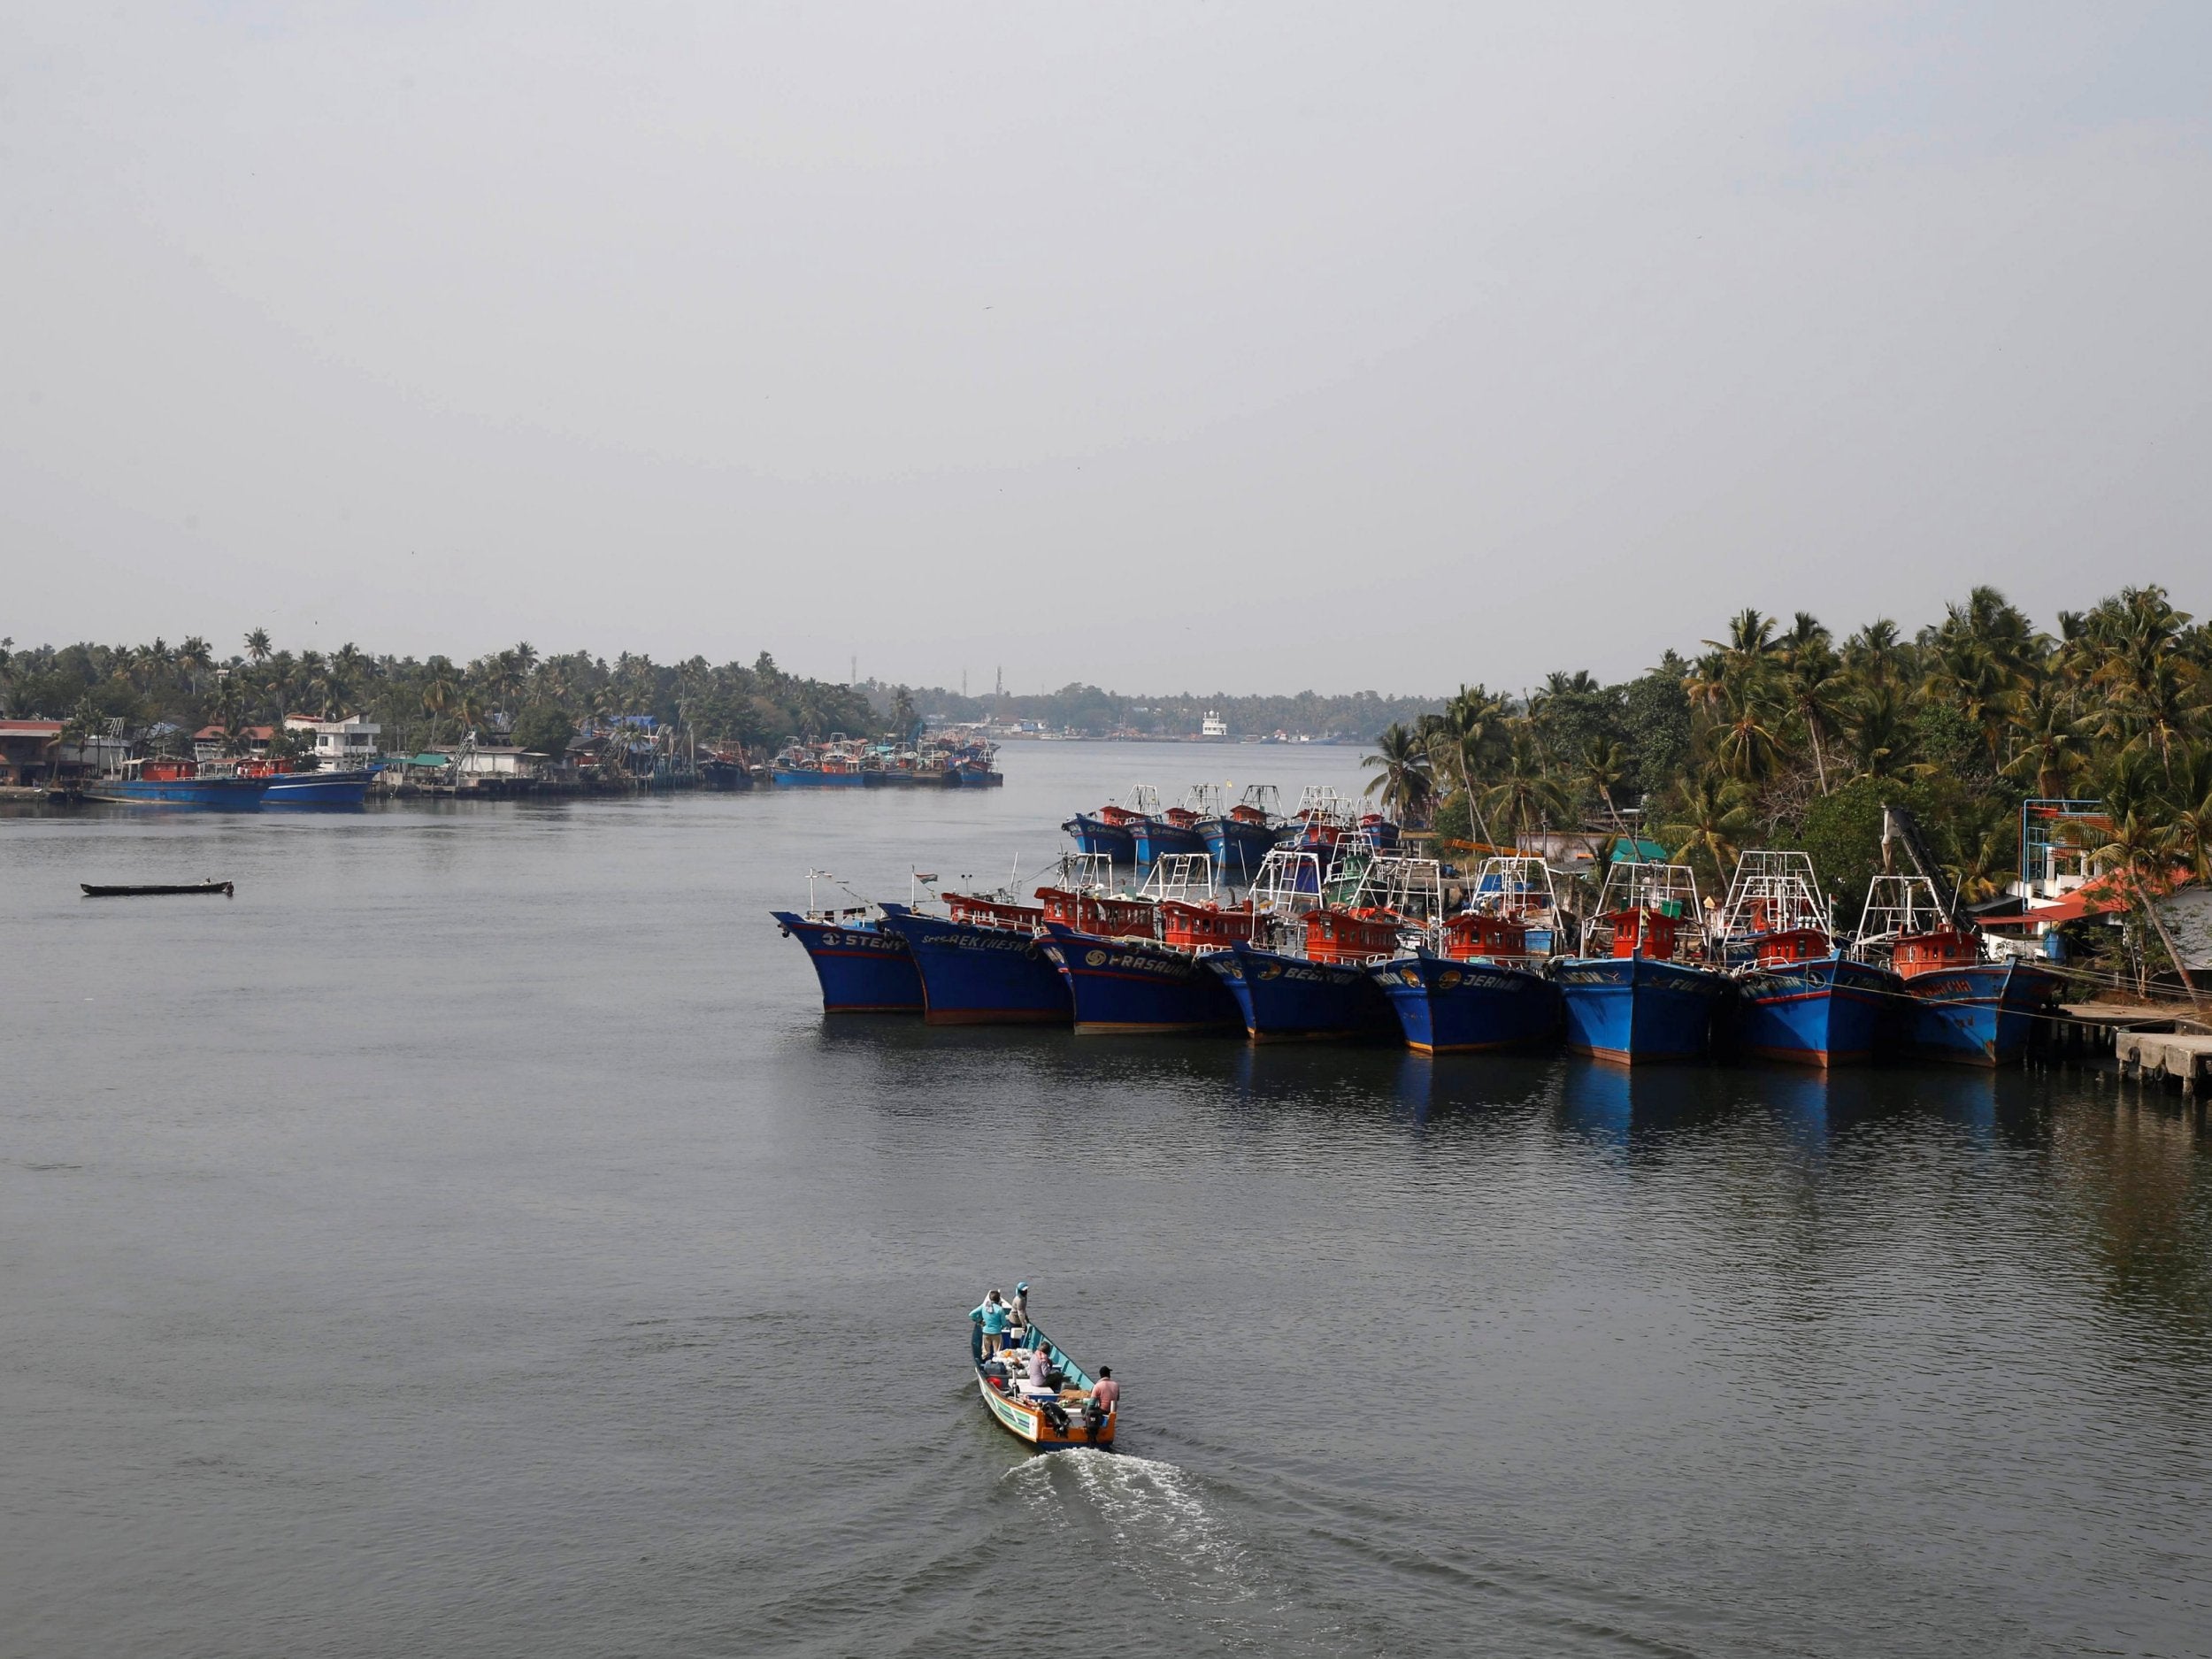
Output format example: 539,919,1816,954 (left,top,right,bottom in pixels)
511,703,577,757
1619,652,1693,803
